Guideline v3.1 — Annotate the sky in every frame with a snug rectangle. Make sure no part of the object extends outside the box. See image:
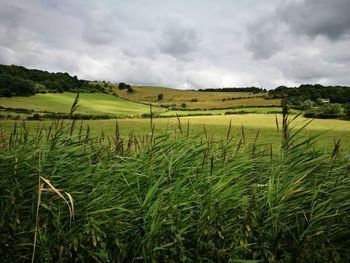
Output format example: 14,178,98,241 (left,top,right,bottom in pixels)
0,0,350,89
